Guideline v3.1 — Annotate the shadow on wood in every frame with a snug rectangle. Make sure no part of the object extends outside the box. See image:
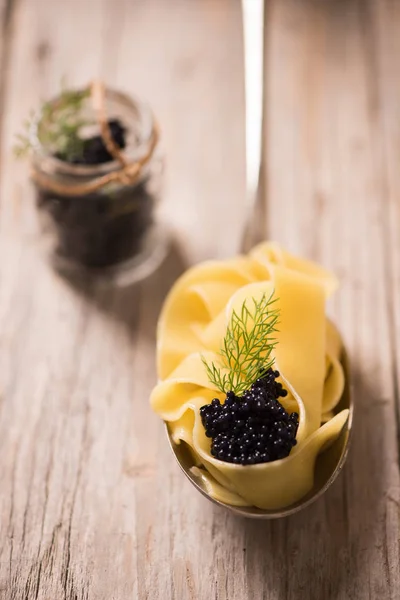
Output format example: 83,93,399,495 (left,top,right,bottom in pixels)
56,235,189,342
